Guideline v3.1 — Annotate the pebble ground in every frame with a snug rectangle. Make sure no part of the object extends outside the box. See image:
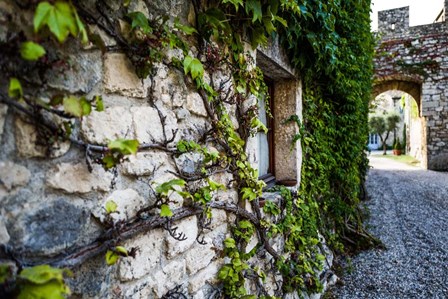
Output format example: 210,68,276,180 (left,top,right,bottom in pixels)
331,155,448,299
